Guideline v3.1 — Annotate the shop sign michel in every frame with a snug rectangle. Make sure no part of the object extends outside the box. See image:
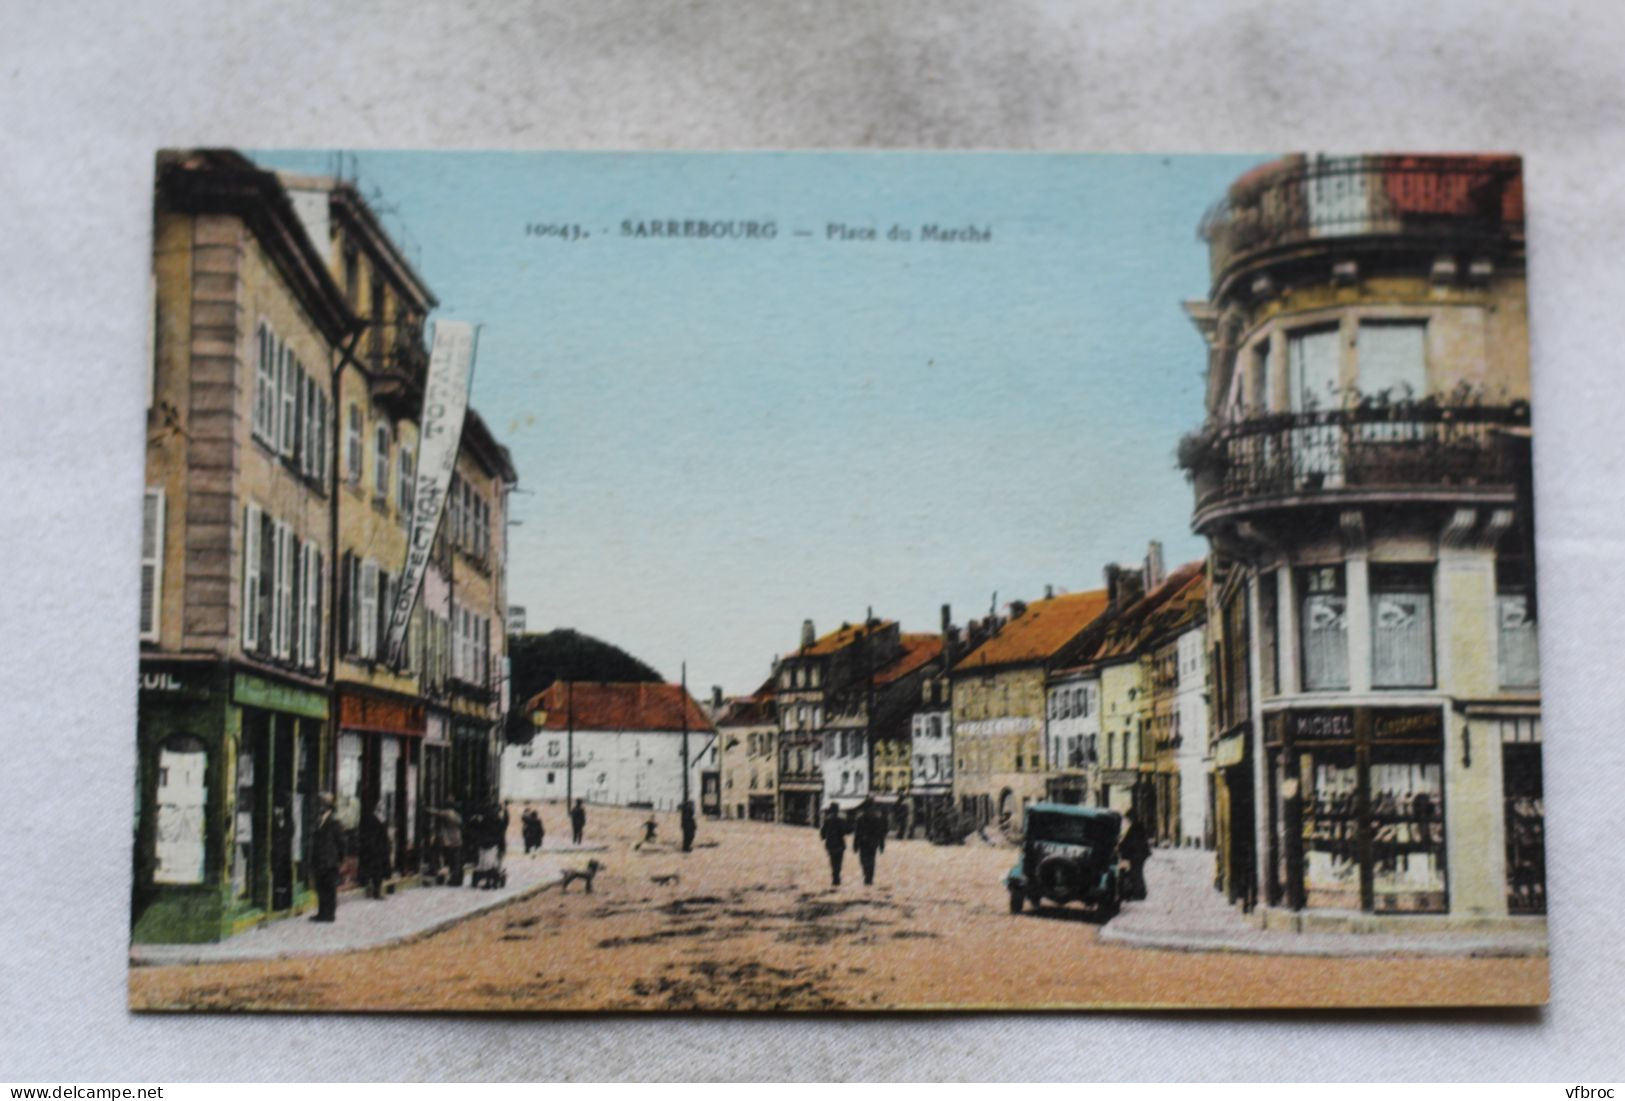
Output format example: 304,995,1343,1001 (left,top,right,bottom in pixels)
1264,706,1444,745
